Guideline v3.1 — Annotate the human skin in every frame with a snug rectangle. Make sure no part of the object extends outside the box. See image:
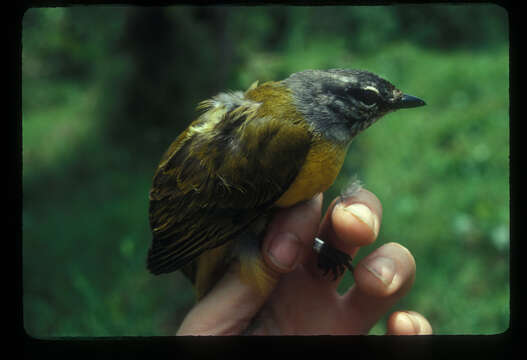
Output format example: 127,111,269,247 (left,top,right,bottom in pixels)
177,188,433,335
